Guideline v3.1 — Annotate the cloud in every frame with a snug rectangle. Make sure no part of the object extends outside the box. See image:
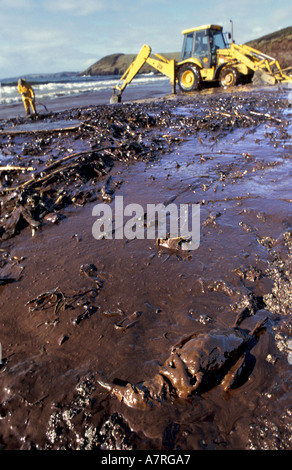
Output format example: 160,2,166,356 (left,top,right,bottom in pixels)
0,0,34,7
45,0,119,16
